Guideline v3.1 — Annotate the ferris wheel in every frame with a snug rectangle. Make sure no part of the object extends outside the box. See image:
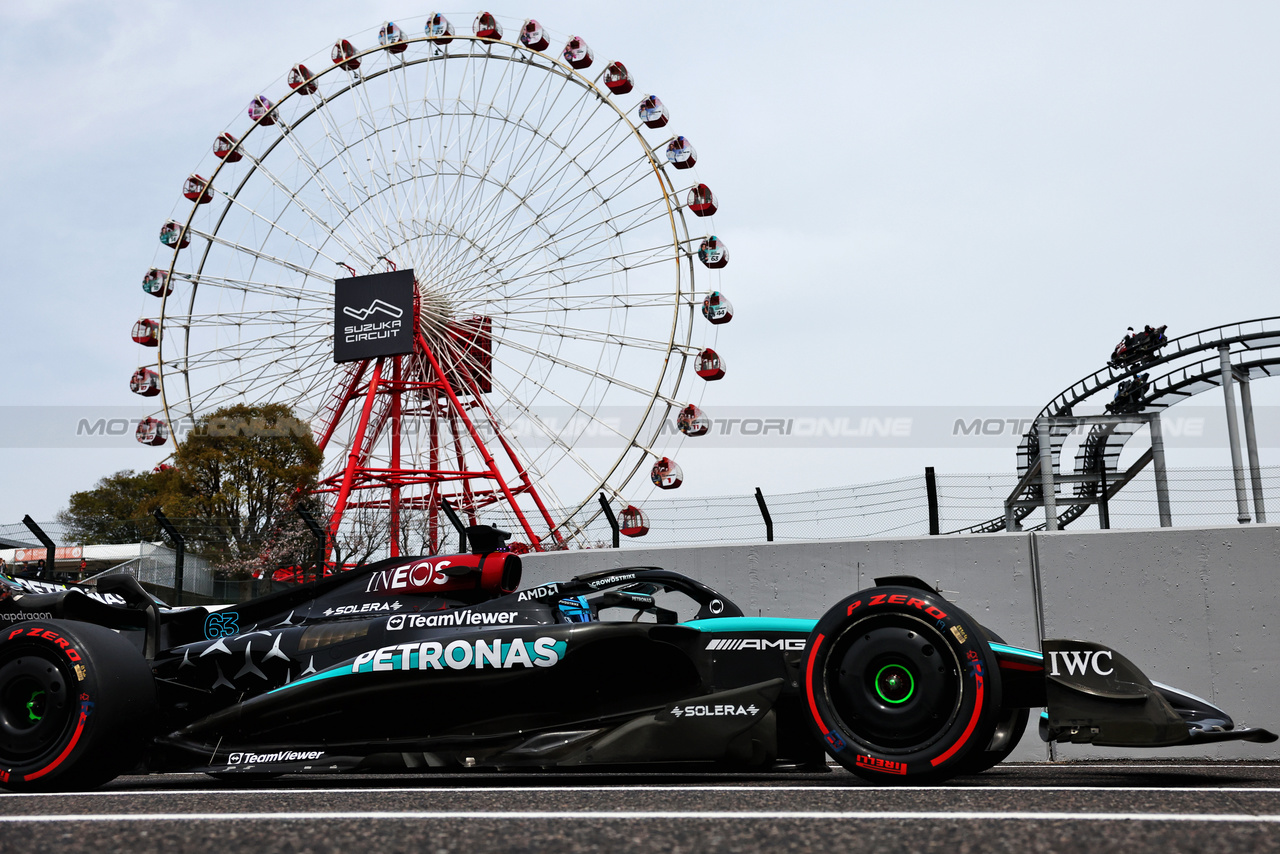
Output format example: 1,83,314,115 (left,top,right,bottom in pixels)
132,12,734,552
